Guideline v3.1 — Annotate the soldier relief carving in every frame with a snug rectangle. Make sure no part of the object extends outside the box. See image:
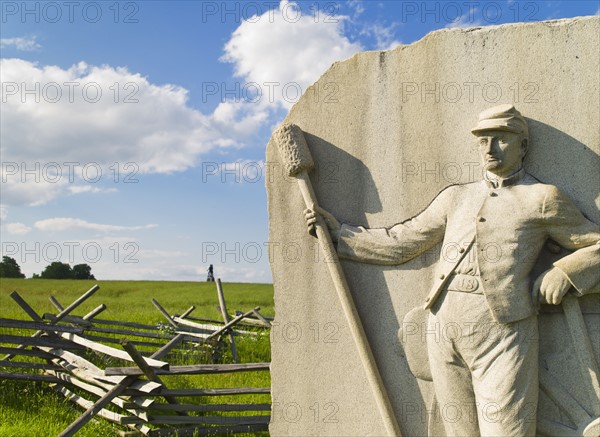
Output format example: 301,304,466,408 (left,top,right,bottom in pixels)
303,105,600,437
